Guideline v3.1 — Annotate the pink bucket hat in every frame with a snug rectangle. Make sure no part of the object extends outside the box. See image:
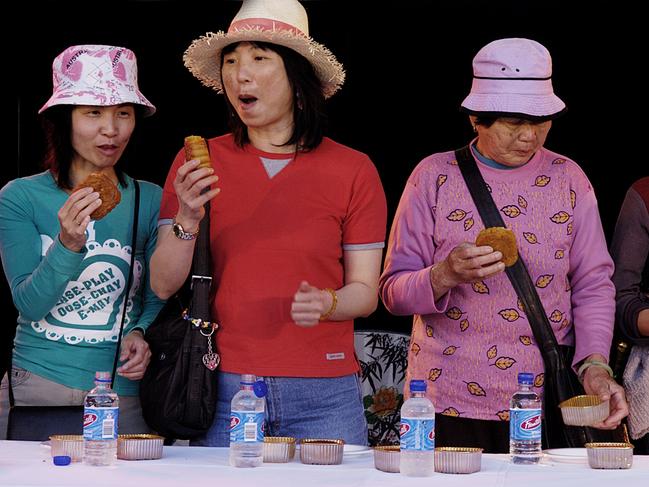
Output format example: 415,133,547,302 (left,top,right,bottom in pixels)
184,0,345,98
39,45,156,116
461,38,566,119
